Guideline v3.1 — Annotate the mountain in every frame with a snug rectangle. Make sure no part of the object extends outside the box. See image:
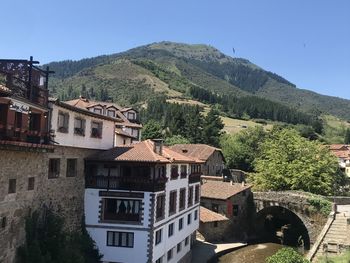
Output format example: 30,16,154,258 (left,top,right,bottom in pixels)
46,41,350,119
